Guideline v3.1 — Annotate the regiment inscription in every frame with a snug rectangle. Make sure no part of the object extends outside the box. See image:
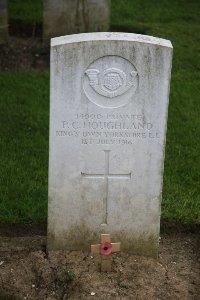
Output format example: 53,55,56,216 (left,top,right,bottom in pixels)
55,113,159,145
